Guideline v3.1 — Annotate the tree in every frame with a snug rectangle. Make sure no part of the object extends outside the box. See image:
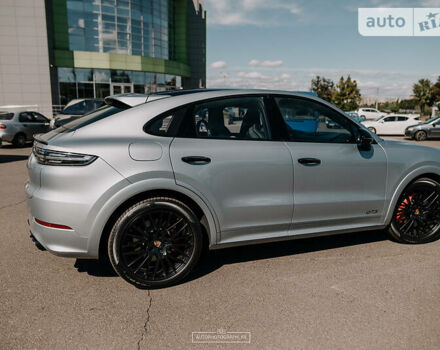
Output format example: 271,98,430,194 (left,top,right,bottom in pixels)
433,76,440,103
413,79,434,115
332,75,361,111
310,76,335,102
